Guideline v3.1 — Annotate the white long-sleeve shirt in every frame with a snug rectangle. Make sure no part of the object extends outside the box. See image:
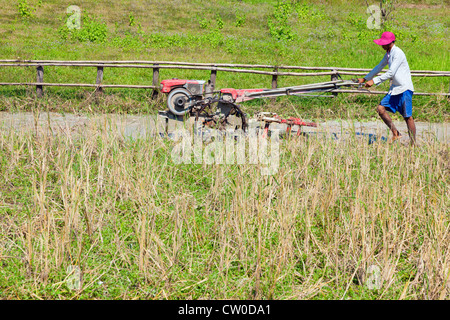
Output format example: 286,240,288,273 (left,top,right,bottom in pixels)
364,45,414,95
